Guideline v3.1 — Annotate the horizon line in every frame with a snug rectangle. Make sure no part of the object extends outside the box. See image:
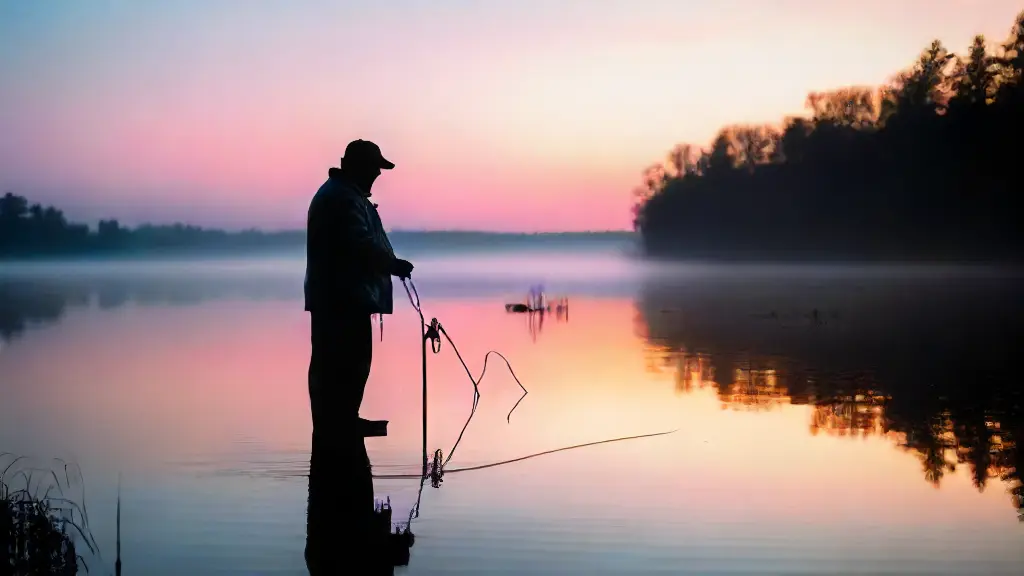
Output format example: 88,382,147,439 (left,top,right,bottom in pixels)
111,224,638,235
